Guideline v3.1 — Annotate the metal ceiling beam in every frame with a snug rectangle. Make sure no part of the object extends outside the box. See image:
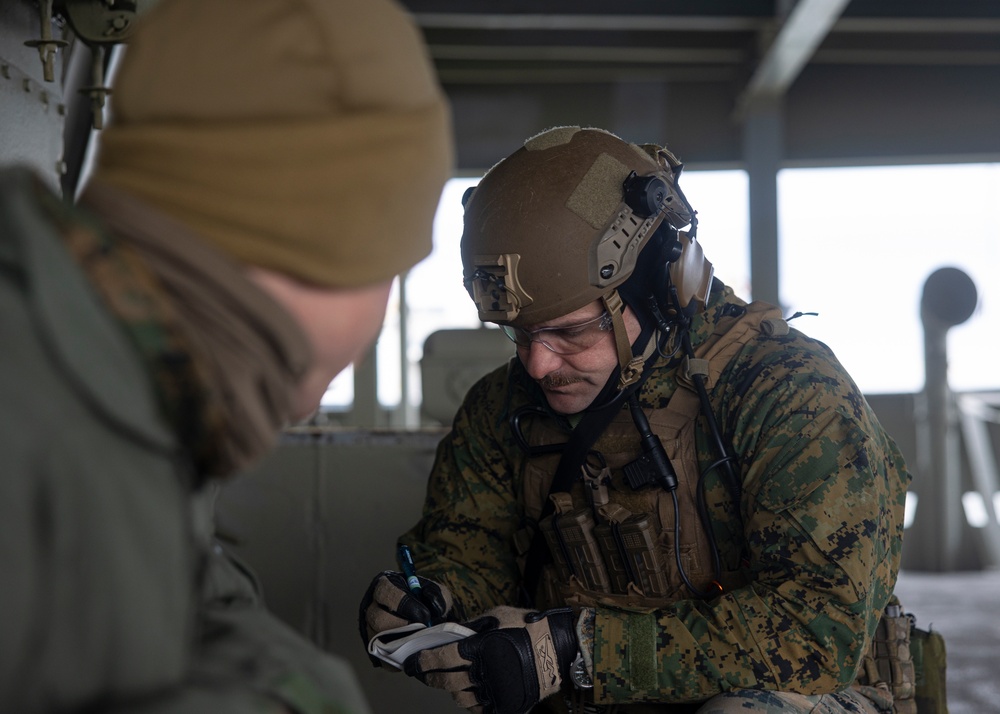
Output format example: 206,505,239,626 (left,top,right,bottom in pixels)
813,48,1000,65
834,17,1000,34
413,13,764,33
429,45,744,64
413,11,1000,35
434,66,736,85
736,0,851,115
